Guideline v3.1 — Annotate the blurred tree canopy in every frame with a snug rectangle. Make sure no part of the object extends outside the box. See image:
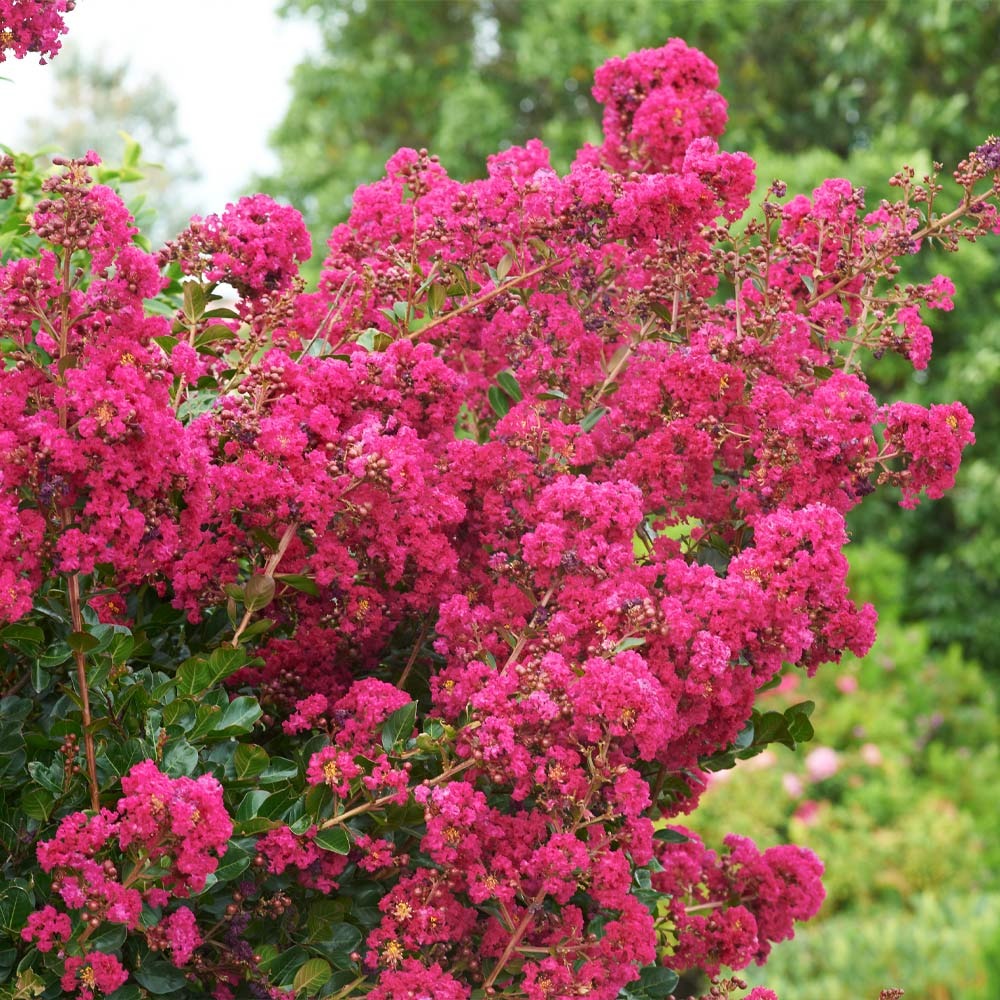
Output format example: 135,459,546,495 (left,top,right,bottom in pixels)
267,0,1000,670
267,0,1000,226
23,47,200,241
